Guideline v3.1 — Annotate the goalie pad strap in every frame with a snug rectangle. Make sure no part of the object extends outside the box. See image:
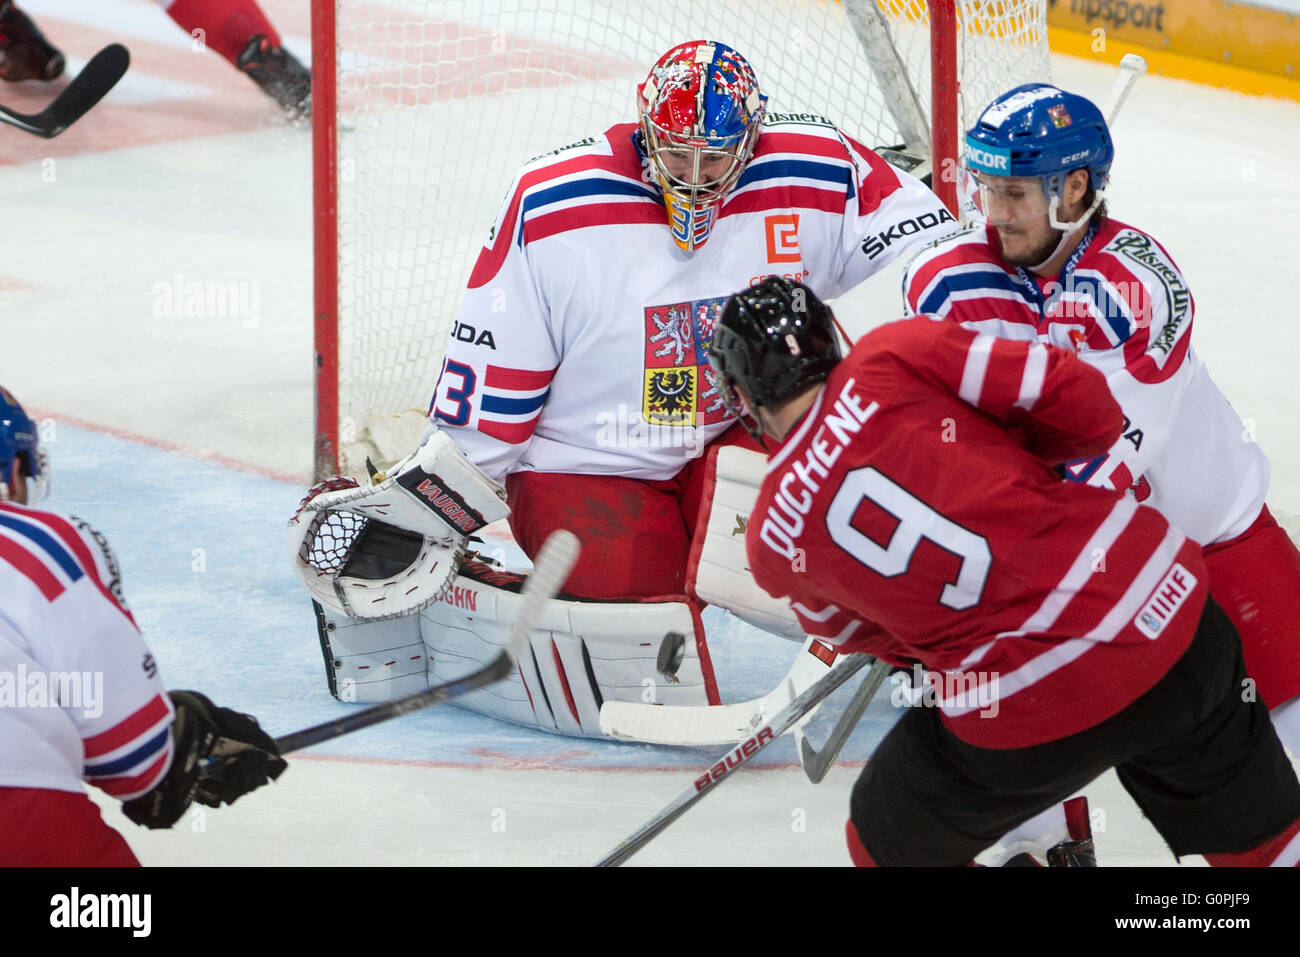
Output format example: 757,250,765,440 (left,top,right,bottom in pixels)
686,445,804,638
314,599,428,702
